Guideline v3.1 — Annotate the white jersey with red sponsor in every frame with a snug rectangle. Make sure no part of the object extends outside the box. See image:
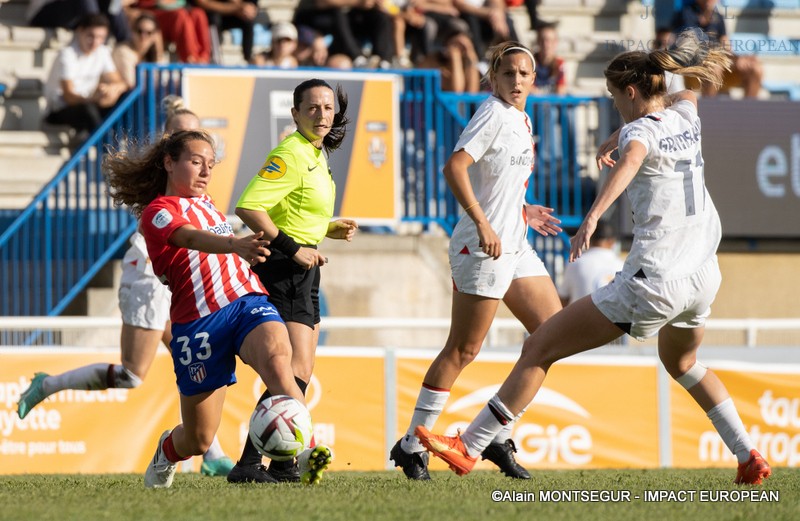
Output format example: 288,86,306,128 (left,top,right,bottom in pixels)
618,99,721,282
140,194,266,324
449,95,535,255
